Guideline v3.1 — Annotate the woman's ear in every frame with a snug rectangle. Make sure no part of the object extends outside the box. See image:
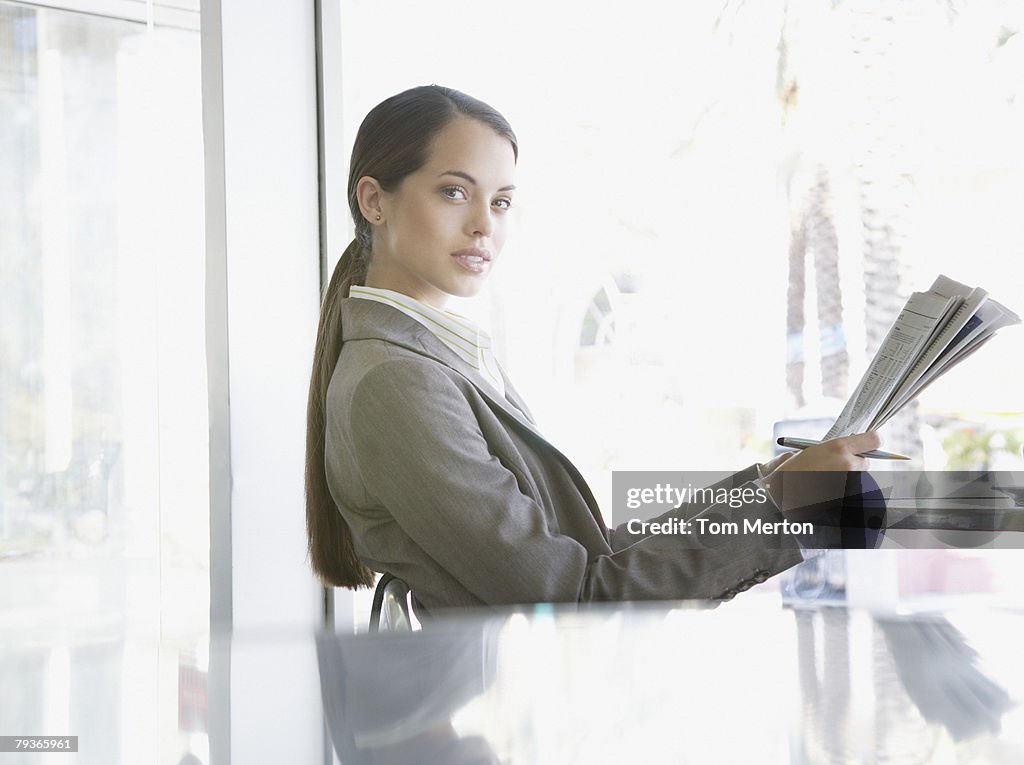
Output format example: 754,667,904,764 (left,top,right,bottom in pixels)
355,176,385,225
